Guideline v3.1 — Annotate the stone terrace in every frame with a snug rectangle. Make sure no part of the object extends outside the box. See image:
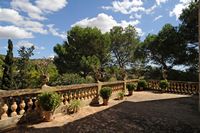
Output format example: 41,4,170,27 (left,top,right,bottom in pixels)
5,91,200,133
